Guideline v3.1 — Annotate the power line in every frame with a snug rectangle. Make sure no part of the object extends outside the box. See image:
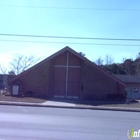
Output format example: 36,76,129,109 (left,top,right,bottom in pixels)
0,33,140,42
0,5,140,11
0,39,140,46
